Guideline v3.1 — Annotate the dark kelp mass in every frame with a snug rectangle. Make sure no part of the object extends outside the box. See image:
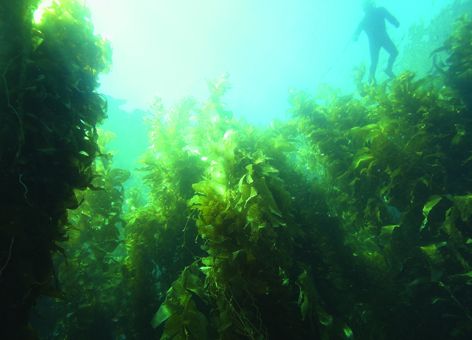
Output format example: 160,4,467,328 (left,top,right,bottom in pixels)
0,0,110,337
1,1,472,339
